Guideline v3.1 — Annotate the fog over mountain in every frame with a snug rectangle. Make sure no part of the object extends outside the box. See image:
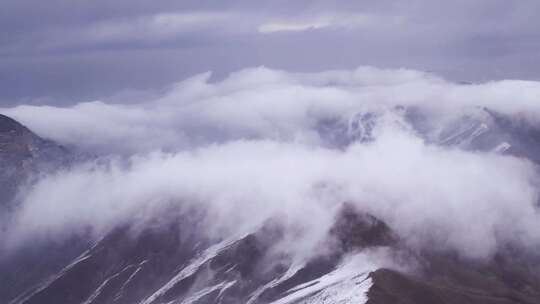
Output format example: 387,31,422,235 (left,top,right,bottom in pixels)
2,67,540,303
2,1,540,303
4,67,540,154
